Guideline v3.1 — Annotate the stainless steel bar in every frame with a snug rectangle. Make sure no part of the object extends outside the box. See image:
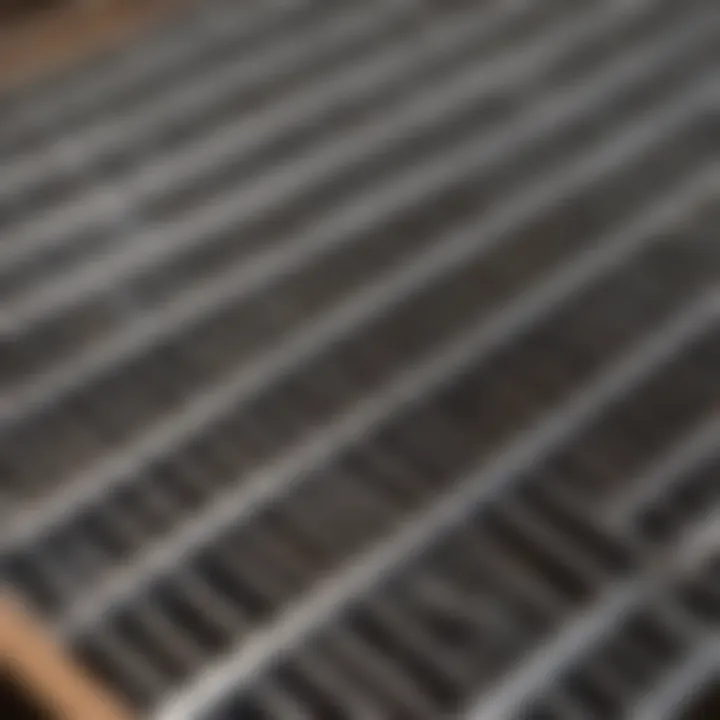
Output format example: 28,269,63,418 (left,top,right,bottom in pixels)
608,413,720,530
0,0,410,198
0,0,305,150
53,187,720,638
4,0,706,337
629,639,720,720
2,4,718,715
329,624,440,717
90,624,169,702
151,290,720,720
6,106,716,565
297,645,385,718
499,501,607,587
369,595,469,685
168,568,247,639
465,579,652,720
3,17,710,439
465,540,720,719
131,596,204,674
0,0,530,276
